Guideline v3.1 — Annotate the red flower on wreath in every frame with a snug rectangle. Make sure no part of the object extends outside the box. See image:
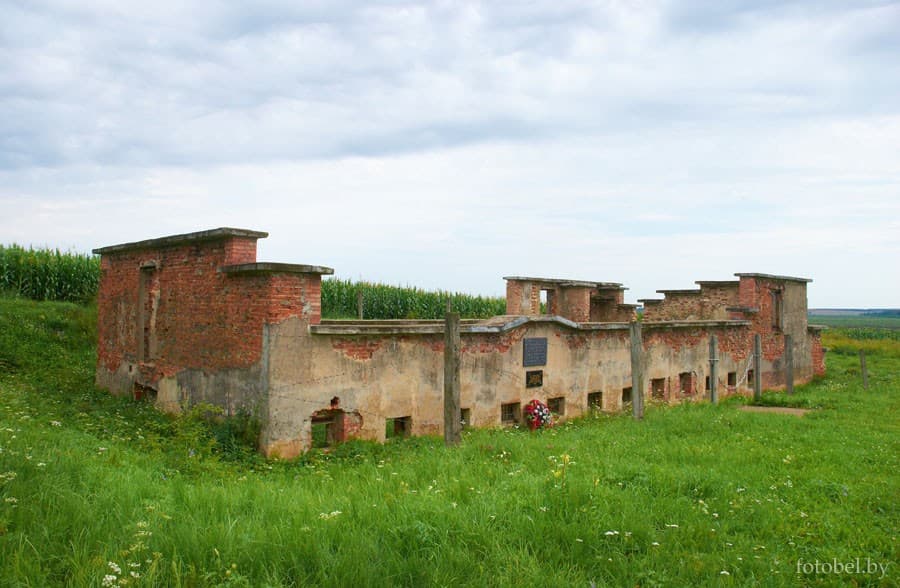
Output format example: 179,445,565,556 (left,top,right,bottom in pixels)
523,399,553,430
